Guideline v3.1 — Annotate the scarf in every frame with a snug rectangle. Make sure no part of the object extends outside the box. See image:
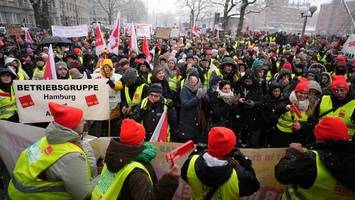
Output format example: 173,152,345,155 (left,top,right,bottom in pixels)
289,91,309,112
134,143,157,163
184,77,202,93
217,88,234,105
